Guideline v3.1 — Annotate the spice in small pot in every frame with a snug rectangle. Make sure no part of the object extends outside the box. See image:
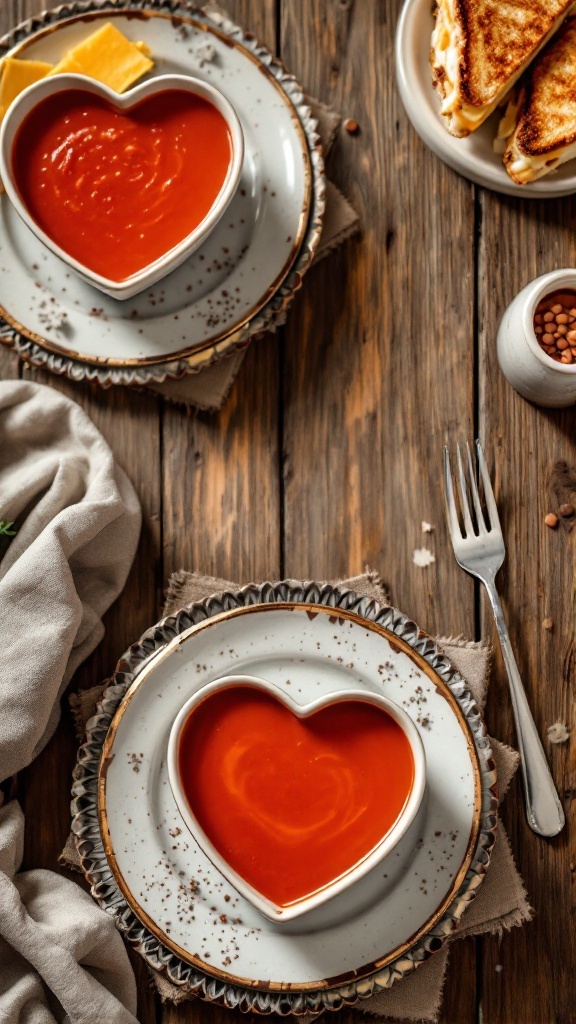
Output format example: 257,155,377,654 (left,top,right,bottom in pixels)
534,291,576,364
